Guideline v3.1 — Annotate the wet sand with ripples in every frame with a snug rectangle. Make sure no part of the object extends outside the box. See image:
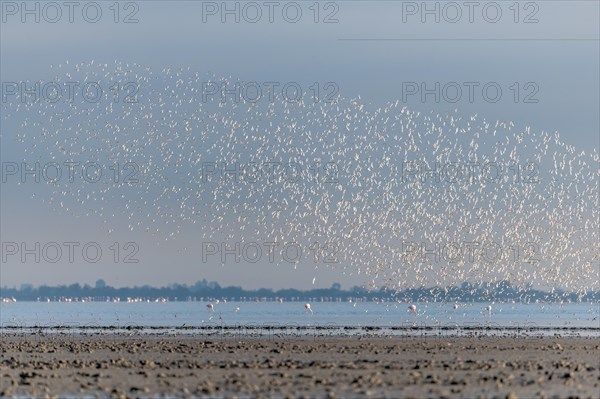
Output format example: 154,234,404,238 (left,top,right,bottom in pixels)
1,335,599,398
